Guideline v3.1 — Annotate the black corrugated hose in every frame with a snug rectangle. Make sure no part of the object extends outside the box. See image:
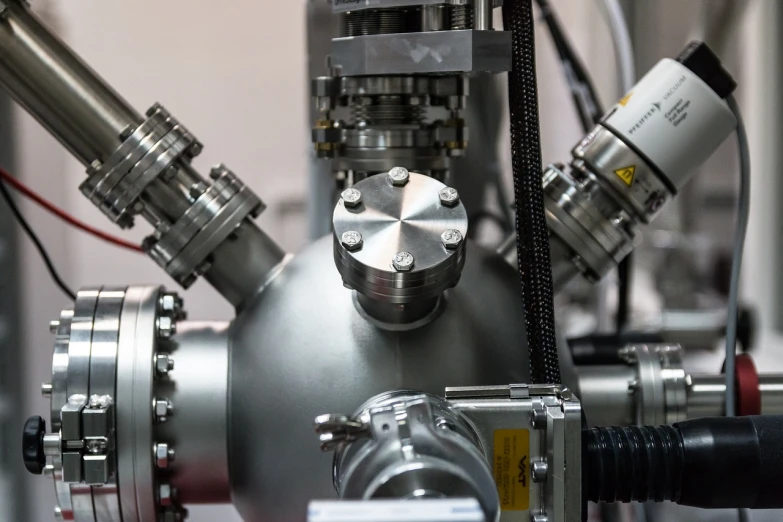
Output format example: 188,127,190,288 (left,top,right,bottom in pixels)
502,0,561,384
